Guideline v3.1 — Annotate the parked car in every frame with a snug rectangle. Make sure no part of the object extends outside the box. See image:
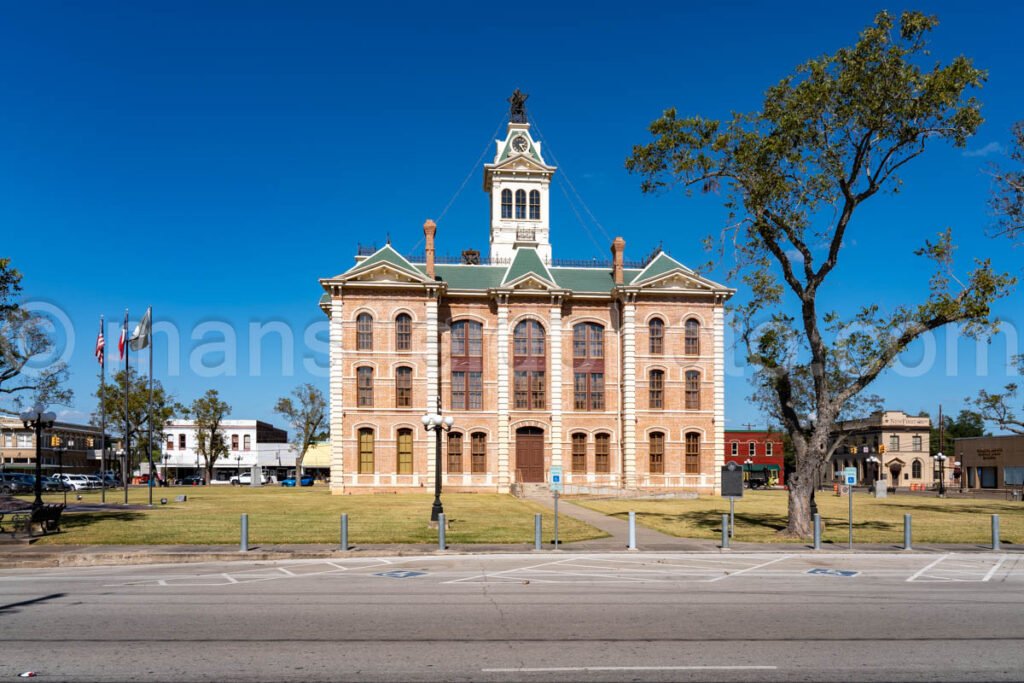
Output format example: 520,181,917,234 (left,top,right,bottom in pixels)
279,475,314,487
175,475,206,486
47,474,73,491
0,472,34,494
230,472,270,486
99,473,120,488
55,474,99,491
11,473,63,492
